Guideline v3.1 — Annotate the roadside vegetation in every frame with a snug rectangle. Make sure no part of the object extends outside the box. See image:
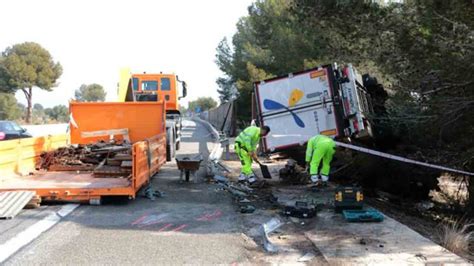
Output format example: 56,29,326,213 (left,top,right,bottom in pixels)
216,0,474,214
0,43,107,124
438,219,474,259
